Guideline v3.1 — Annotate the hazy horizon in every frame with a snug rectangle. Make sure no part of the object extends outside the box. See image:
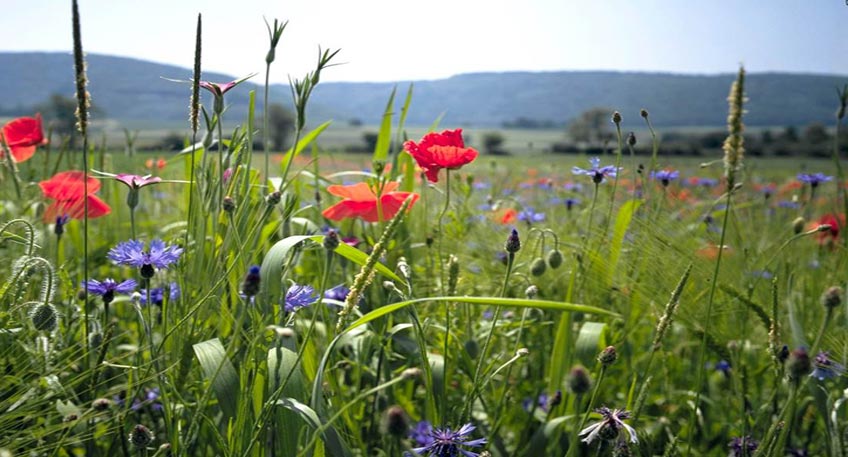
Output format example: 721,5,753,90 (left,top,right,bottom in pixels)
0,0,844,84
